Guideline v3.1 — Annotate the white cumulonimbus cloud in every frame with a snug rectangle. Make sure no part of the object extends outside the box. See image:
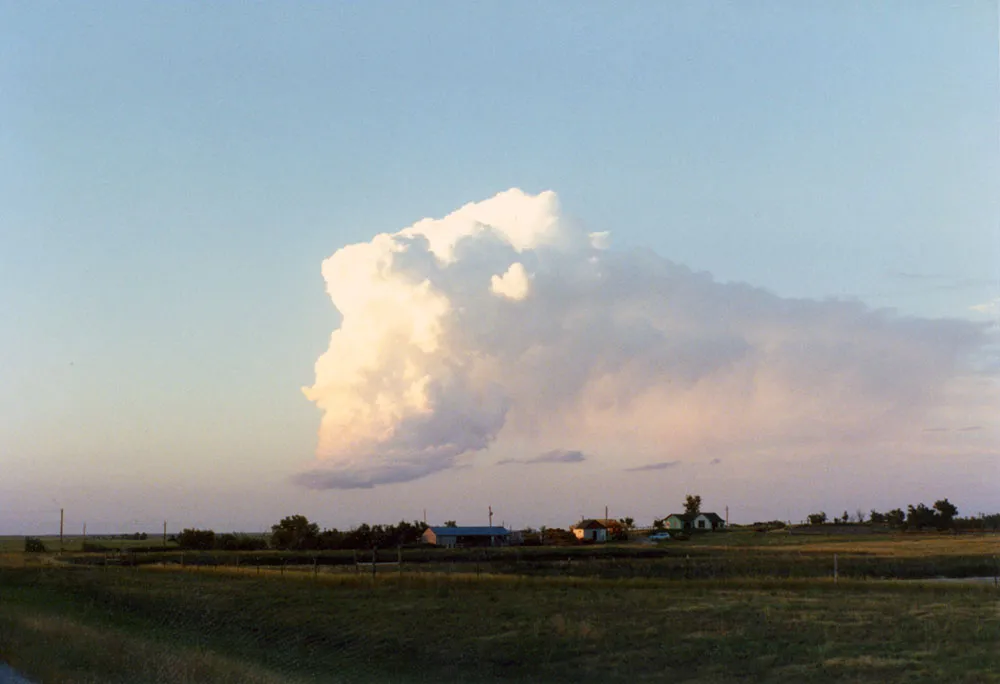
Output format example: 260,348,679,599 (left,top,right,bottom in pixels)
297,189,996,489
